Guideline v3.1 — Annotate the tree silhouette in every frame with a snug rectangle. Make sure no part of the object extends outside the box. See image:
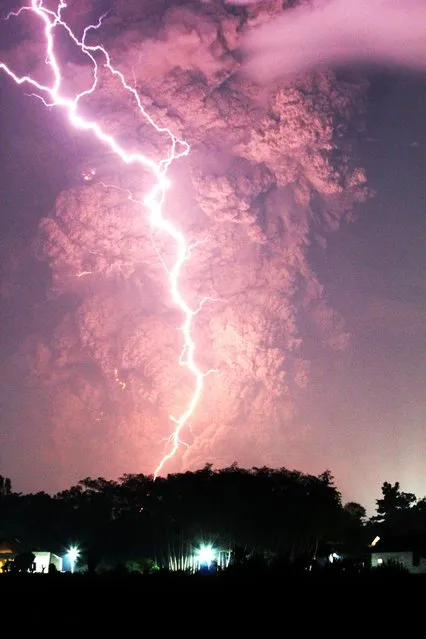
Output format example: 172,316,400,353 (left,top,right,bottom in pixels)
344,502,366,523
375,482,416,524
0,476,12,497
0,465,360,571
13,551,35,573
